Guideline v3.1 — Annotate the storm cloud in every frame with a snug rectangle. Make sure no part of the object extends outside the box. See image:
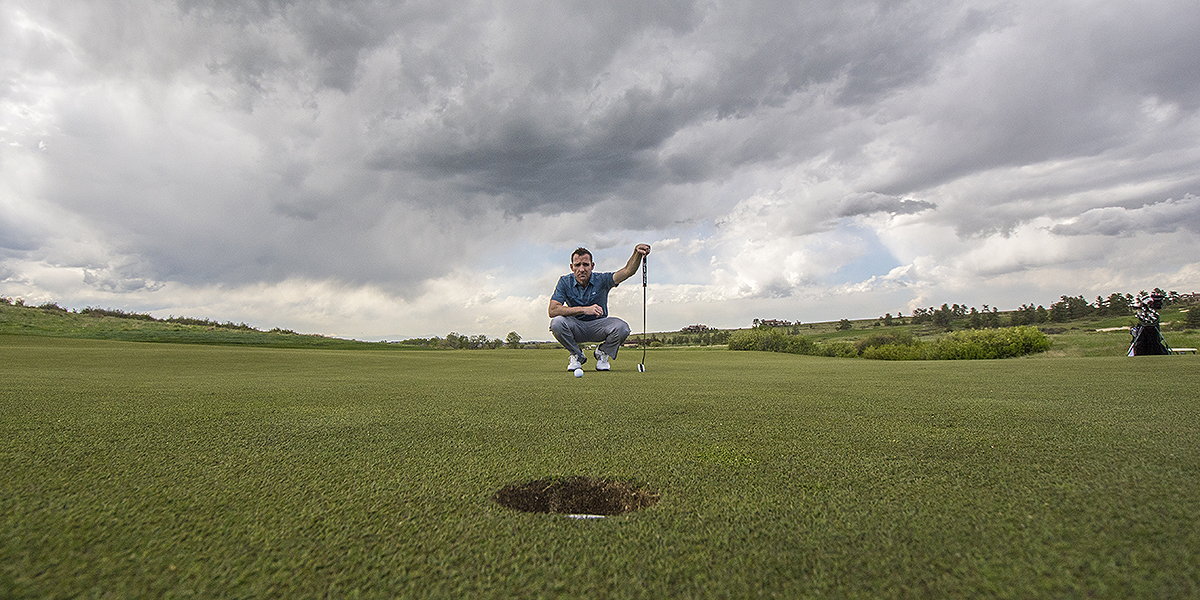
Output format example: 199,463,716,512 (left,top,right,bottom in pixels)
2,0,1198,339
1051,195,1200,237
